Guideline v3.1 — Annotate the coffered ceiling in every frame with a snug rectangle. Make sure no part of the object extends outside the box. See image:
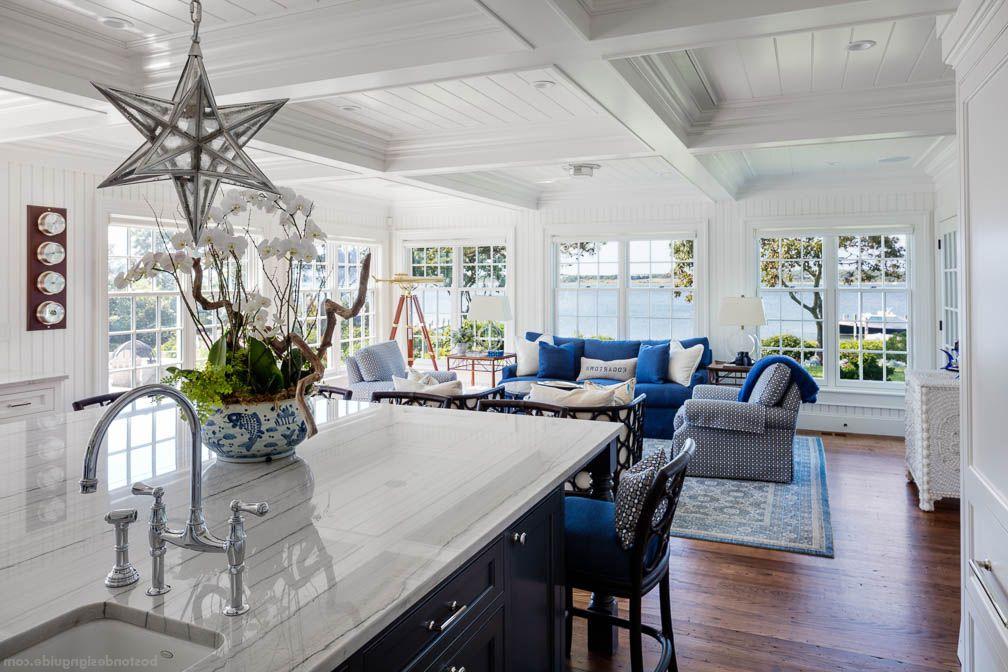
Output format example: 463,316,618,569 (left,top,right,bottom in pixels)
0,0,961,208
